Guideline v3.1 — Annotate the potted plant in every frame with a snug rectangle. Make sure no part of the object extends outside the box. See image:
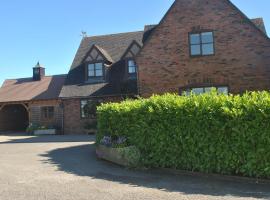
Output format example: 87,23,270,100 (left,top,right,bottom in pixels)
26,123,57,135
